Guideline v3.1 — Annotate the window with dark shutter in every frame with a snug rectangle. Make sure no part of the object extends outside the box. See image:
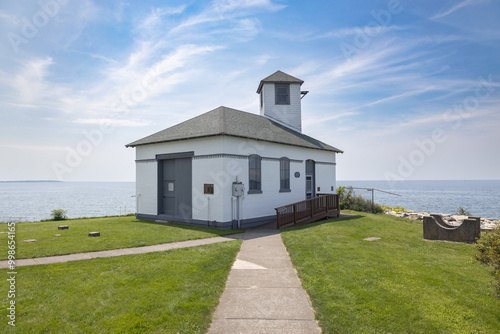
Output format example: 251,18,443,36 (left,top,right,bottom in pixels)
280,157,290,192
248,154,262,194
